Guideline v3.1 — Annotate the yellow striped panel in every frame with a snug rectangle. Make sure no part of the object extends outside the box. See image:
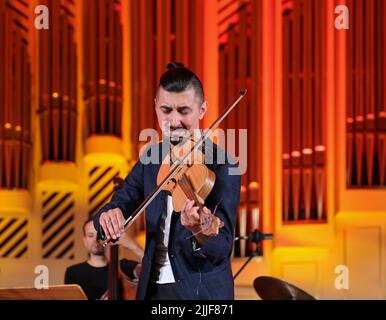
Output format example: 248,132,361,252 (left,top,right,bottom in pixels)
0,217,28,258
41,190,75,259
88,165,120,217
